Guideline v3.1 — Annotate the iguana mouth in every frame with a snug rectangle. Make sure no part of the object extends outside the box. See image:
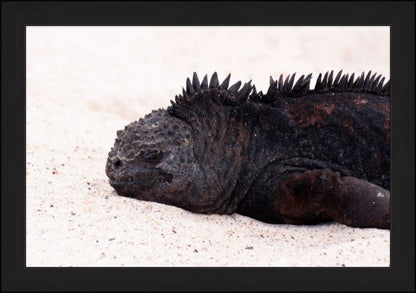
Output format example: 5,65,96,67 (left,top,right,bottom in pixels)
109,175,156,188
108,167,174,197
108,168,159,194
